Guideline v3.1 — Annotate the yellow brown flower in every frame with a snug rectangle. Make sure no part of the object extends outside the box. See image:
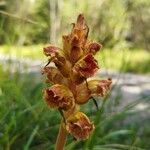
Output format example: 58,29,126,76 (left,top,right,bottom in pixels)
73,54,99,79
75,79,112,104
44,84,75,110
66,112,94,140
